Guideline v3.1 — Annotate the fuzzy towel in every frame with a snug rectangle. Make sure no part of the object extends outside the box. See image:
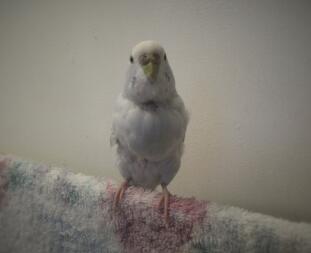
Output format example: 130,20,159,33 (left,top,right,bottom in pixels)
0,155,310,253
